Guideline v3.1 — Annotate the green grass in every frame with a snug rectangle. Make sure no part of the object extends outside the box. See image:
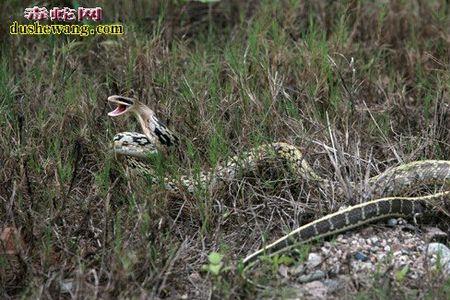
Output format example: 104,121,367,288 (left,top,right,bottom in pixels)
0,0,449,298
